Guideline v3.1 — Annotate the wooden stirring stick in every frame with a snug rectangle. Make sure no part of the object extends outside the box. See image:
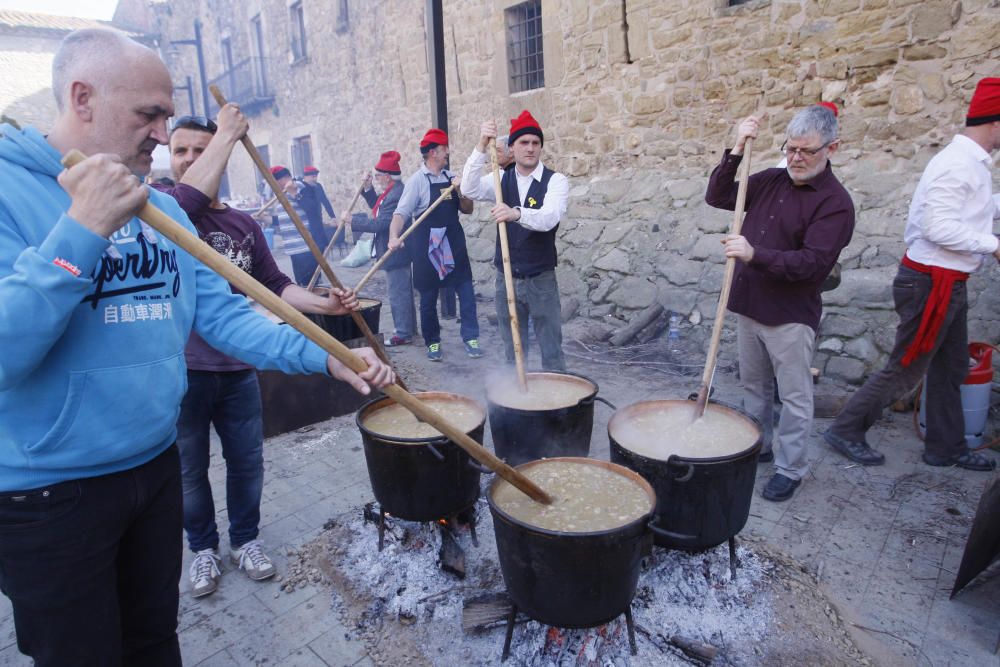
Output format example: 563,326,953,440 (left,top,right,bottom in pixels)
62,149,553,505
208,85,406,391
490,136,528,392
693,137,754,419
307,175,367,292
352,184,457,294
